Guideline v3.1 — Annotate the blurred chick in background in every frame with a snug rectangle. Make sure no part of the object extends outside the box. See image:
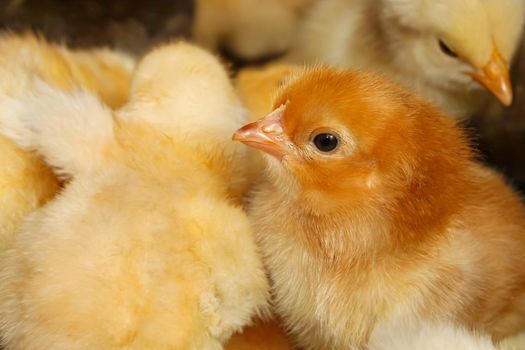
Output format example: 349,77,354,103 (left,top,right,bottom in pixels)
0,42,267,349
234,68,525,349
289,0,525,117
193,0,312,60
0,32,134,251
